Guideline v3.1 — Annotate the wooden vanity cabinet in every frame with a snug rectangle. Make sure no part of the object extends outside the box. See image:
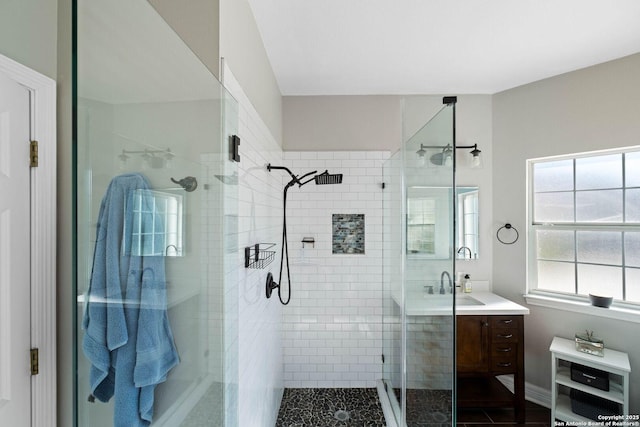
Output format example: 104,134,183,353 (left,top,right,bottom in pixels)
457,315,489,372
456,314,525,423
